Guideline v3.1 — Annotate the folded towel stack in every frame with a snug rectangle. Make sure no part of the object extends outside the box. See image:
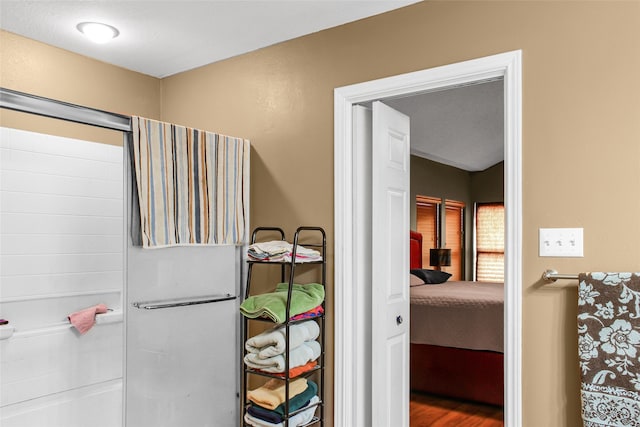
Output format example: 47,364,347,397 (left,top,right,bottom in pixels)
240,283,325,324
245,379,319,427
243,231,325,425
244,340,321,373
244,320,321,374
246,320,320,358
248,240,322,263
